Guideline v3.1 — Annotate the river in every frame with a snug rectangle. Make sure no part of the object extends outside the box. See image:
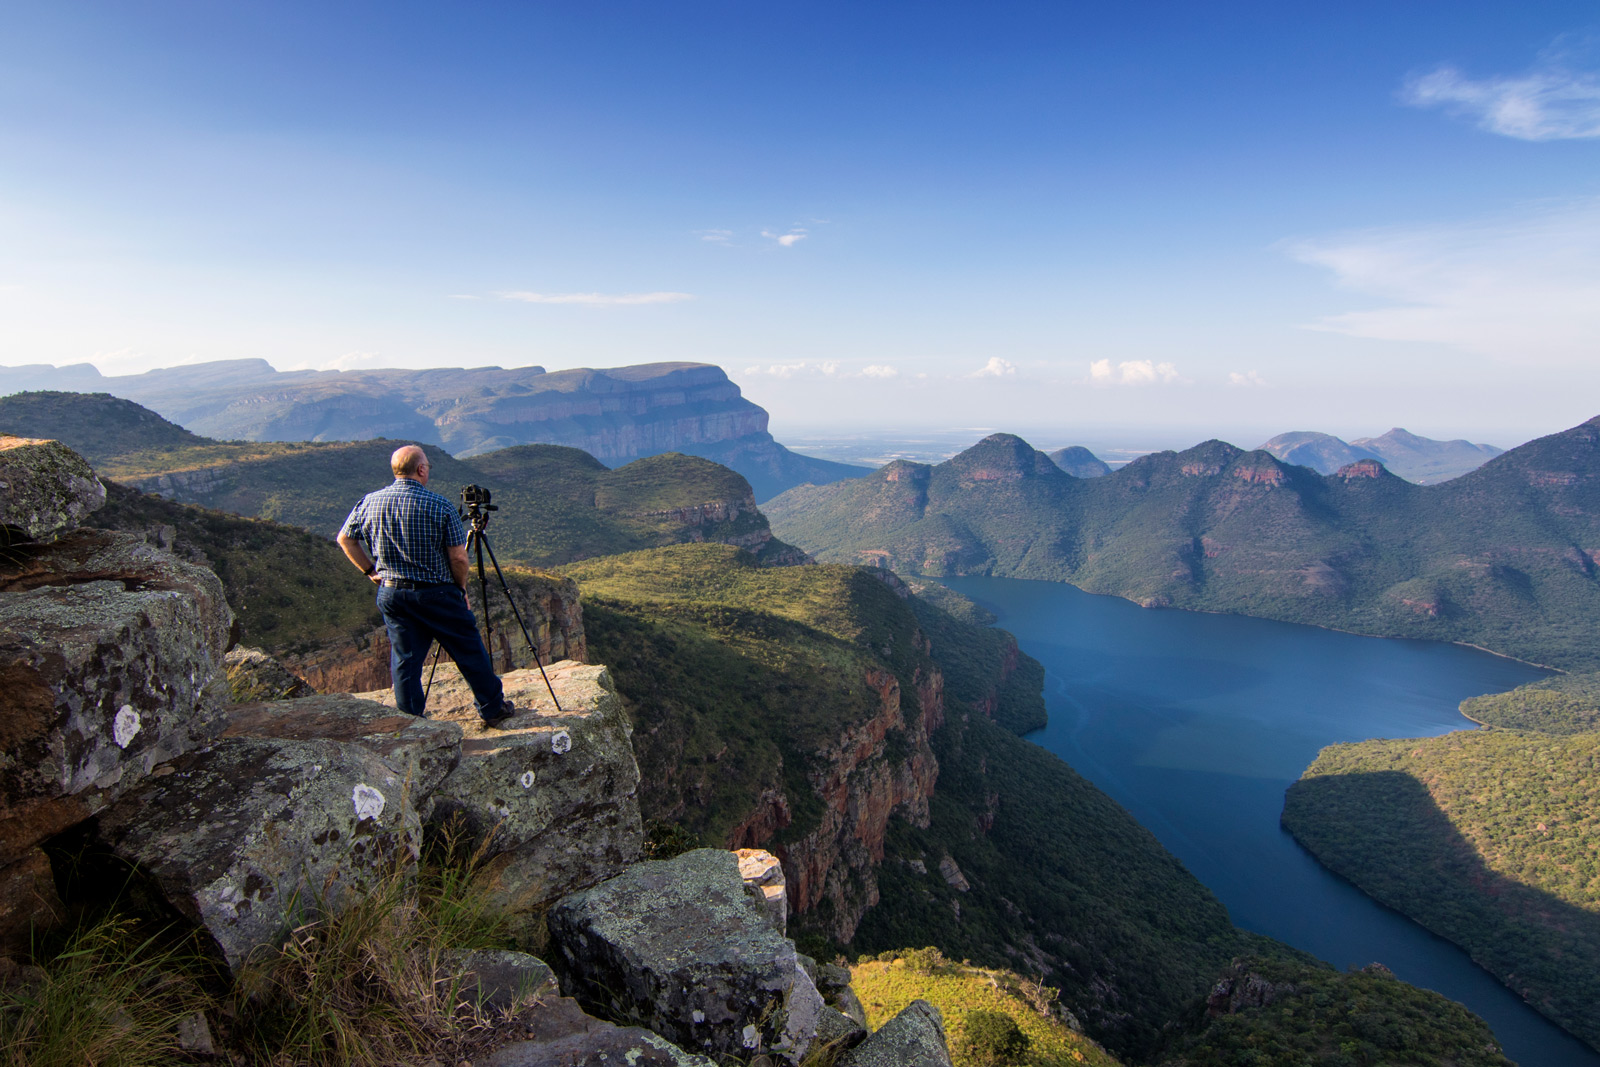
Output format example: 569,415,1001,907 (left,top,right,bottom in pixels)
940,575,1599,1067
